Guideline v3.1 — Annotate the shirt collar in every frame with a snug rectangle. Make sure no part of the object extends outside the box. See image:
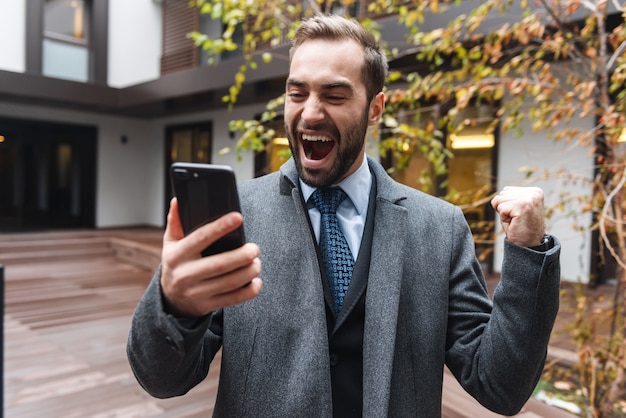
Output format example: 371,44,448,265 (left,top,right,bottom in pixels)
300,155,372,215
